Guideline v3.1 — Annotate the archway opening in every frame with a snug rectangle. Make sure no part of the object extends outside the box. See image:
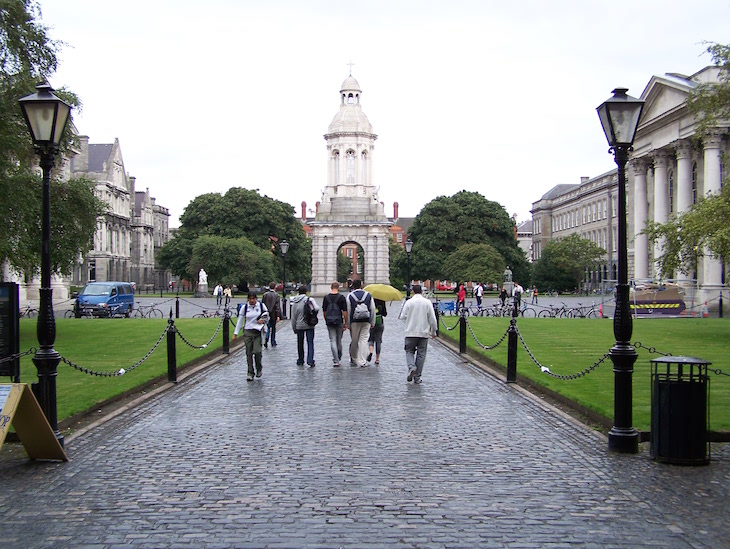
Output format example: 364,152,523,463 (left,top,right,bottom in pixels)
338,241,364,288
